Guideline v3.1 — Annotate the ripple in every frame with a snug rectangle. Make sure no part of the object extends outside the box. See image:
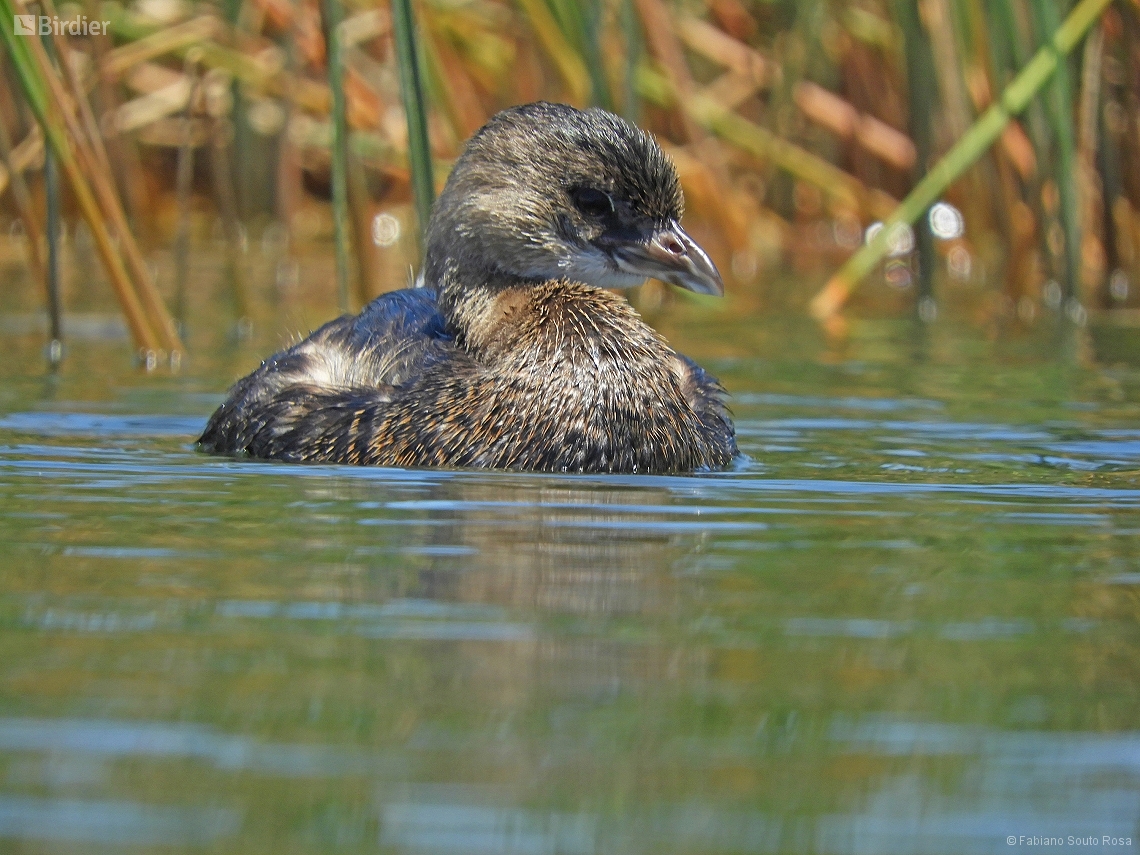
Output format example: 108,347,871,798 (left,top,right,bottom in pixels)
0,717,383,778
736,393,944,412
0,795,240,846
0,412,205,437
